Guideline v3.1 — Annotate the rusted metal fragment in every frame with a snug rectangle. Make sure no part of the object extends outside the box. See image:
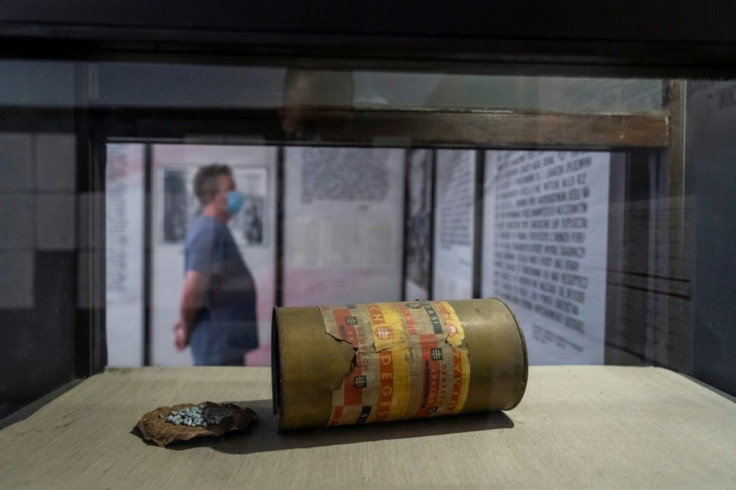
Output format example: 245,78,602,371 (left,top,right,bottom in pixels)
137,402,256,447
